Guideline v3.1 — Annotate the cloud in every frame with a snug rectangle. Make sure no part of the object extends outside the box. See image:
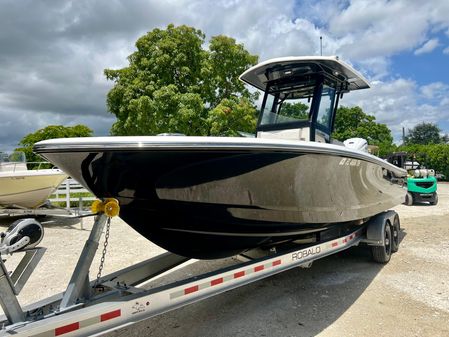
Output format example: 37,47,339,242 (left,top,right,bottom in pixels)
1,0,449,150
414,38,440,55
0,106,115,150
325,0,449,61
443,46,449,54
342,78,449,141
420,82,449,99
